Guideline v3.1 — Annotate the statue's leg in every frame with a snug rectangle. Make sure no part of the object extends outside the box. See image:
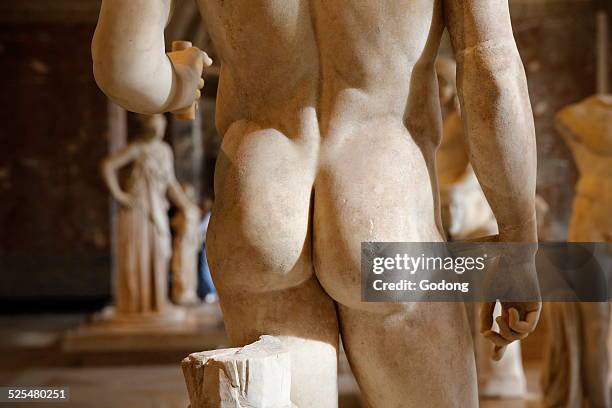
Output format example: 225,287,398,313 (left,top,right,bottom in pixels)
338,303,477,408
566,201,610,407
579,301,610,408
313,123,478,407
152,229,171,312
541,302,582,408
207,120,339,408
